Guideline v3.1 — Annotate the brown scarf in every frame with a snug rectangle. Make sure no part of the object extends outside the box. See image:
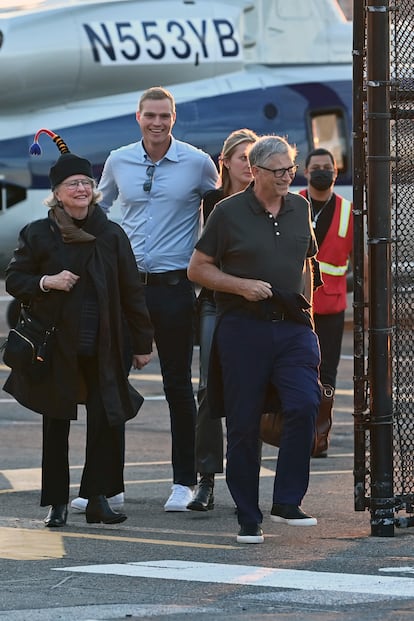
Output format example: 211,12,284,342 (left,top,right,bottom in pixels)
50,203,96,243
